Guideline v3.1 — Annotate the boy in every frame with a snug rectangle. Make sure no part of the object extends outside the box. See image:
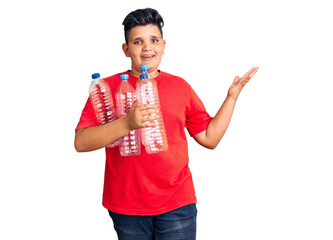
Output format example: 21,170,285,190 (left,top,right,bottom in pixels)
75,8,258,240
